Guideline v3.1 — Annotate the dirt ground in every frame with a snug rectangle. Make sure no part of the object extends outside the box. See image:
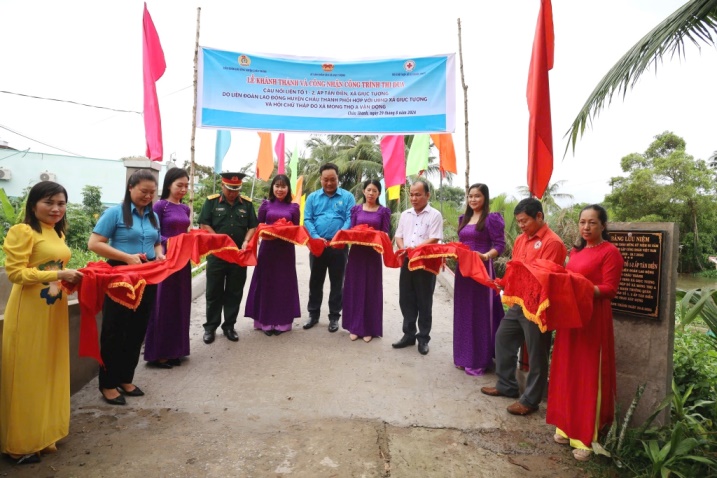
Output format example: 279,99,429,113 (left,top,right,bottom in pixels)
0,248,594,477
